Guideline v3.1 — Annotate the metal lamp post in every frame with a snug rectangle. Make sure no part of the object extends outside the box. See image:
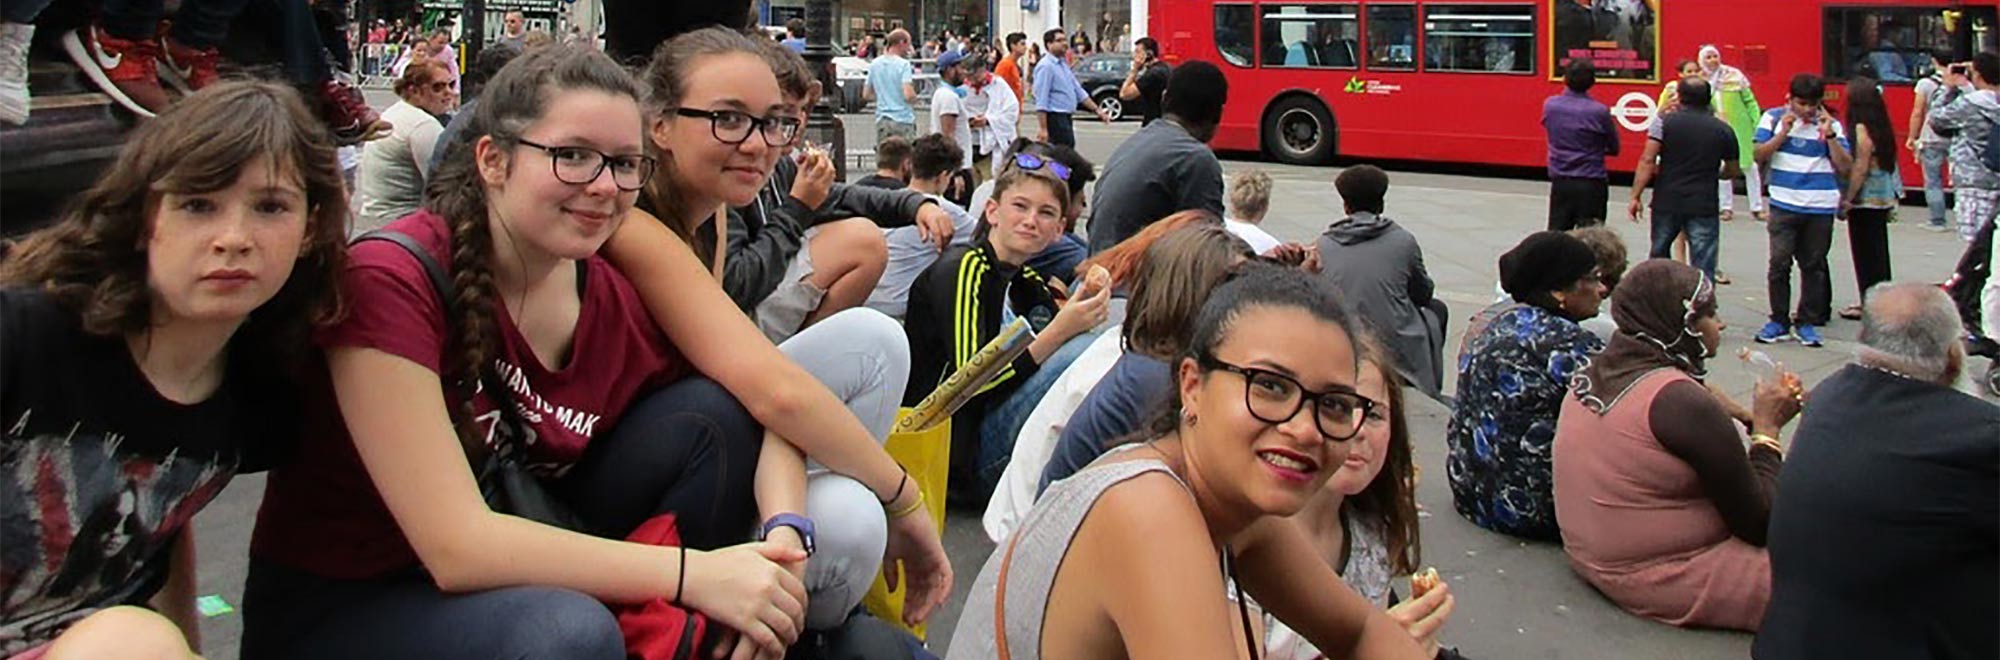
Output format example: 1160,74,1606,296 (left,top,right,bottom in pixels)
803,0,847,179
